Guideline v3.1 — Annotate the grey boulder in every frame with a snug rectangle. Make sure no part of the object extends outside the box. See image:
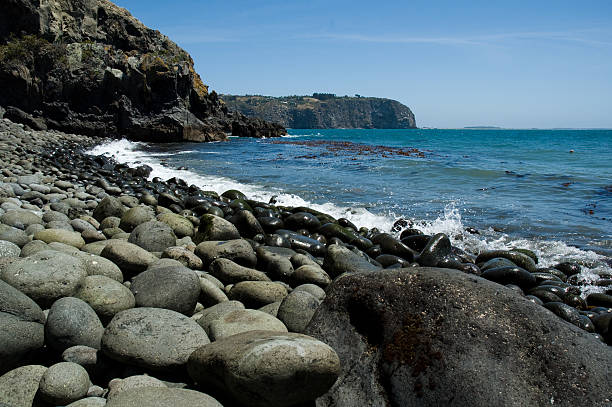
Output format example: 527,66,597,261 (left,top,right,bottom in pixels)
102,307,210,371
45,297,104,352
105,388,222,407
207,309,287,340
0,365,47,407
195,239,257,268
128,220,176,252
130,266,200,315
188,330,340,407
74,275,135,322
0,280,45,373
38,362,90,406
1,250,87,307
